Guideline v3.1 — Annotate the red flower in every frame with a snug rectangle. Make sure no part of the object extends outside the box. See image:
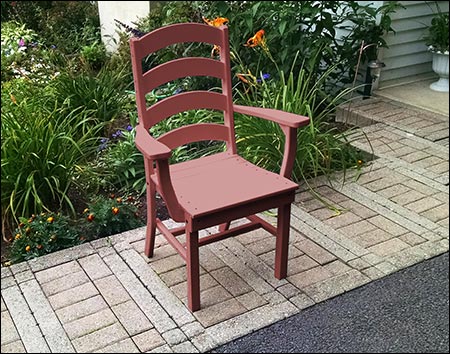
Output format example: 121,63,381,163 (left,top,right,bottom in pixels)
87,214,95,222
